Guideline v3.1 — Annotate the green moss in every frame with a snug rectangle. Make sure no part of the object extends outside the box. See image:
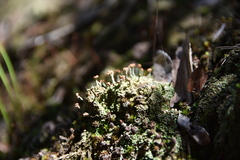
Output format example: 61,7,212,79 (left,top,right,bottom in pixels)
192,74,237,127
191,50,240,159
70,64,186,159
